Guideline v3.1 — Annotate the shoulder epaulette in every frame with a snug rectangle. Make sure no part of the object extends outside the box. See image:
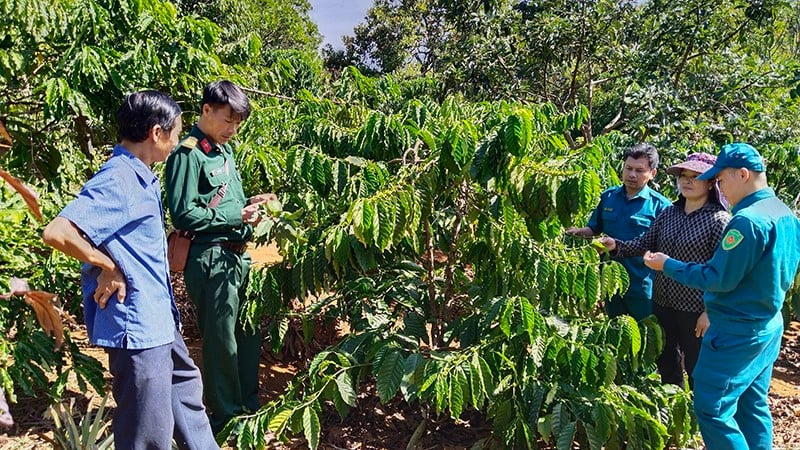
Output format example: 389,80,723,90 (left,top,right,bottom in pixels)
181,136,198,149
